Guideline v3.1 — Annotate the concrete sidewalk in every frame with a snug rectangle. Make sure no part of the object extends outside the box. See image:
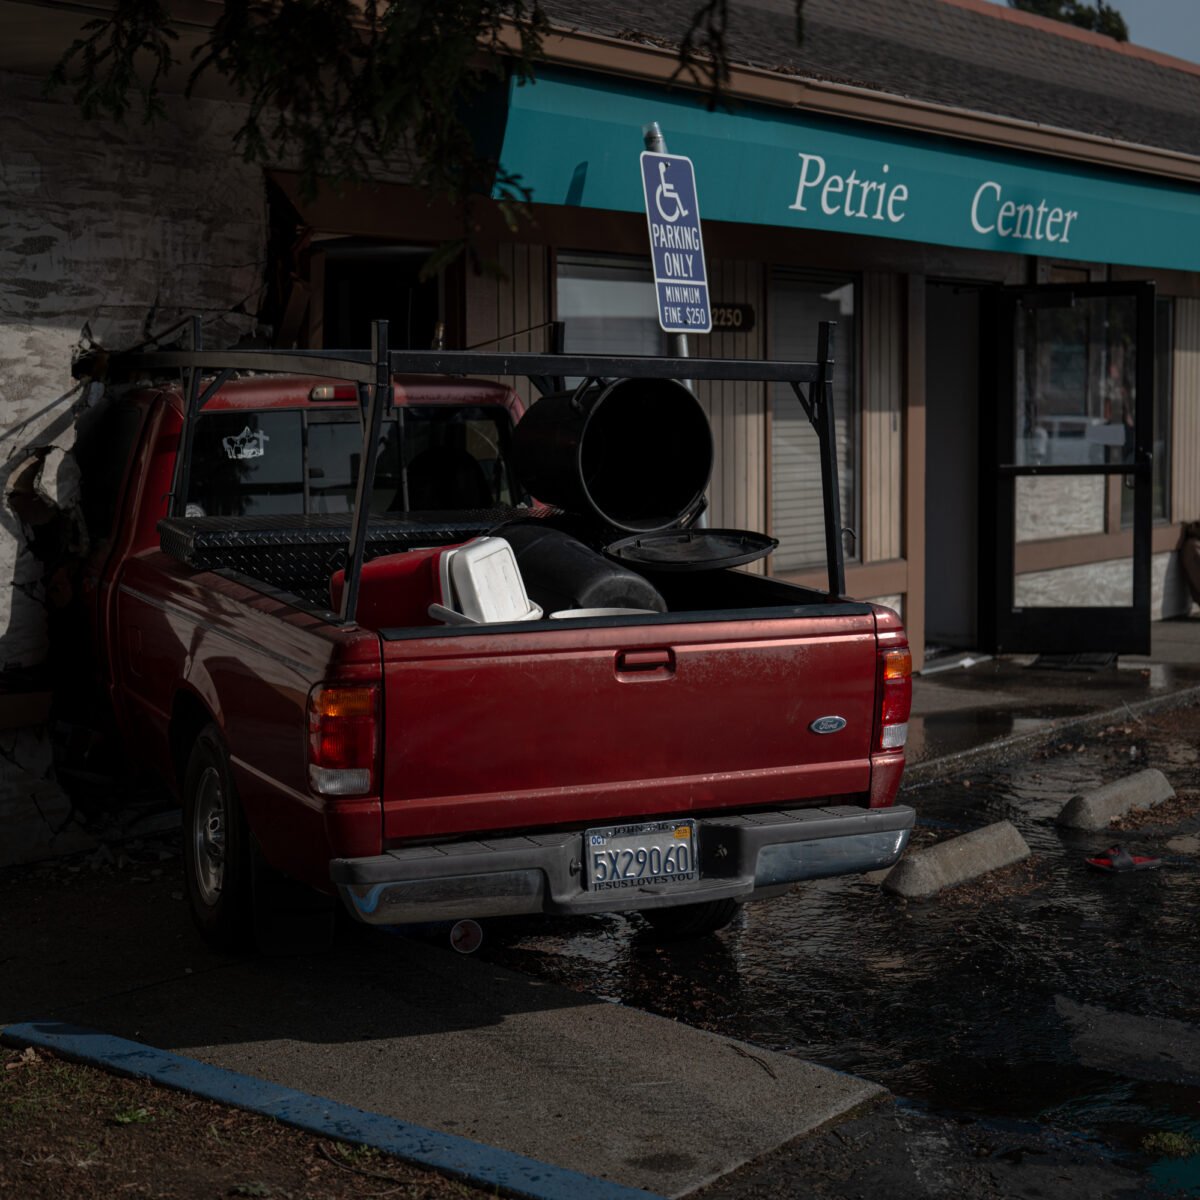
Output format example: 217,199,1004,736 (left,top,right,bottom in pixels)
906,615,1200,781
0,864,882,1198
